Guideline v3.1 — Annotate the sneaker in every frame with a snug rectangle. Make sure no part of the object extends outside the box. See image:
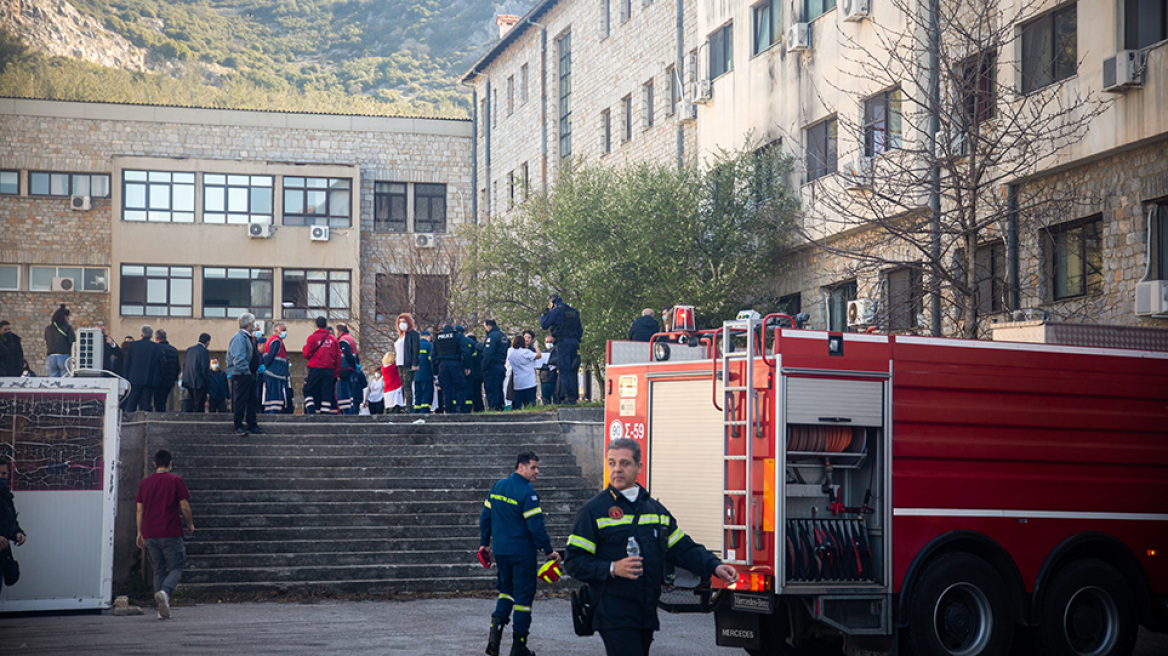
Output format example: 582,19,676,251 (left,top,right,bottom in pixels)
154,590,170,619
